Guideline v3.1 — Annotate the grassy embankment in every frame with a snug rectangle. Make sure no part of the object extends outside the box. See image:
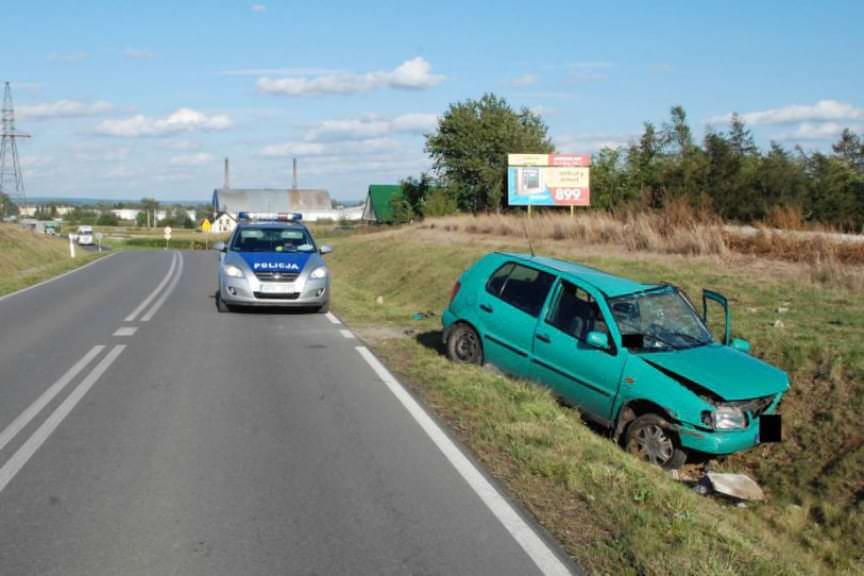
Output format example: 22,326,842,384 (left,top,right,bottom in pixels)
0,224,103,297
317,215,863,576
